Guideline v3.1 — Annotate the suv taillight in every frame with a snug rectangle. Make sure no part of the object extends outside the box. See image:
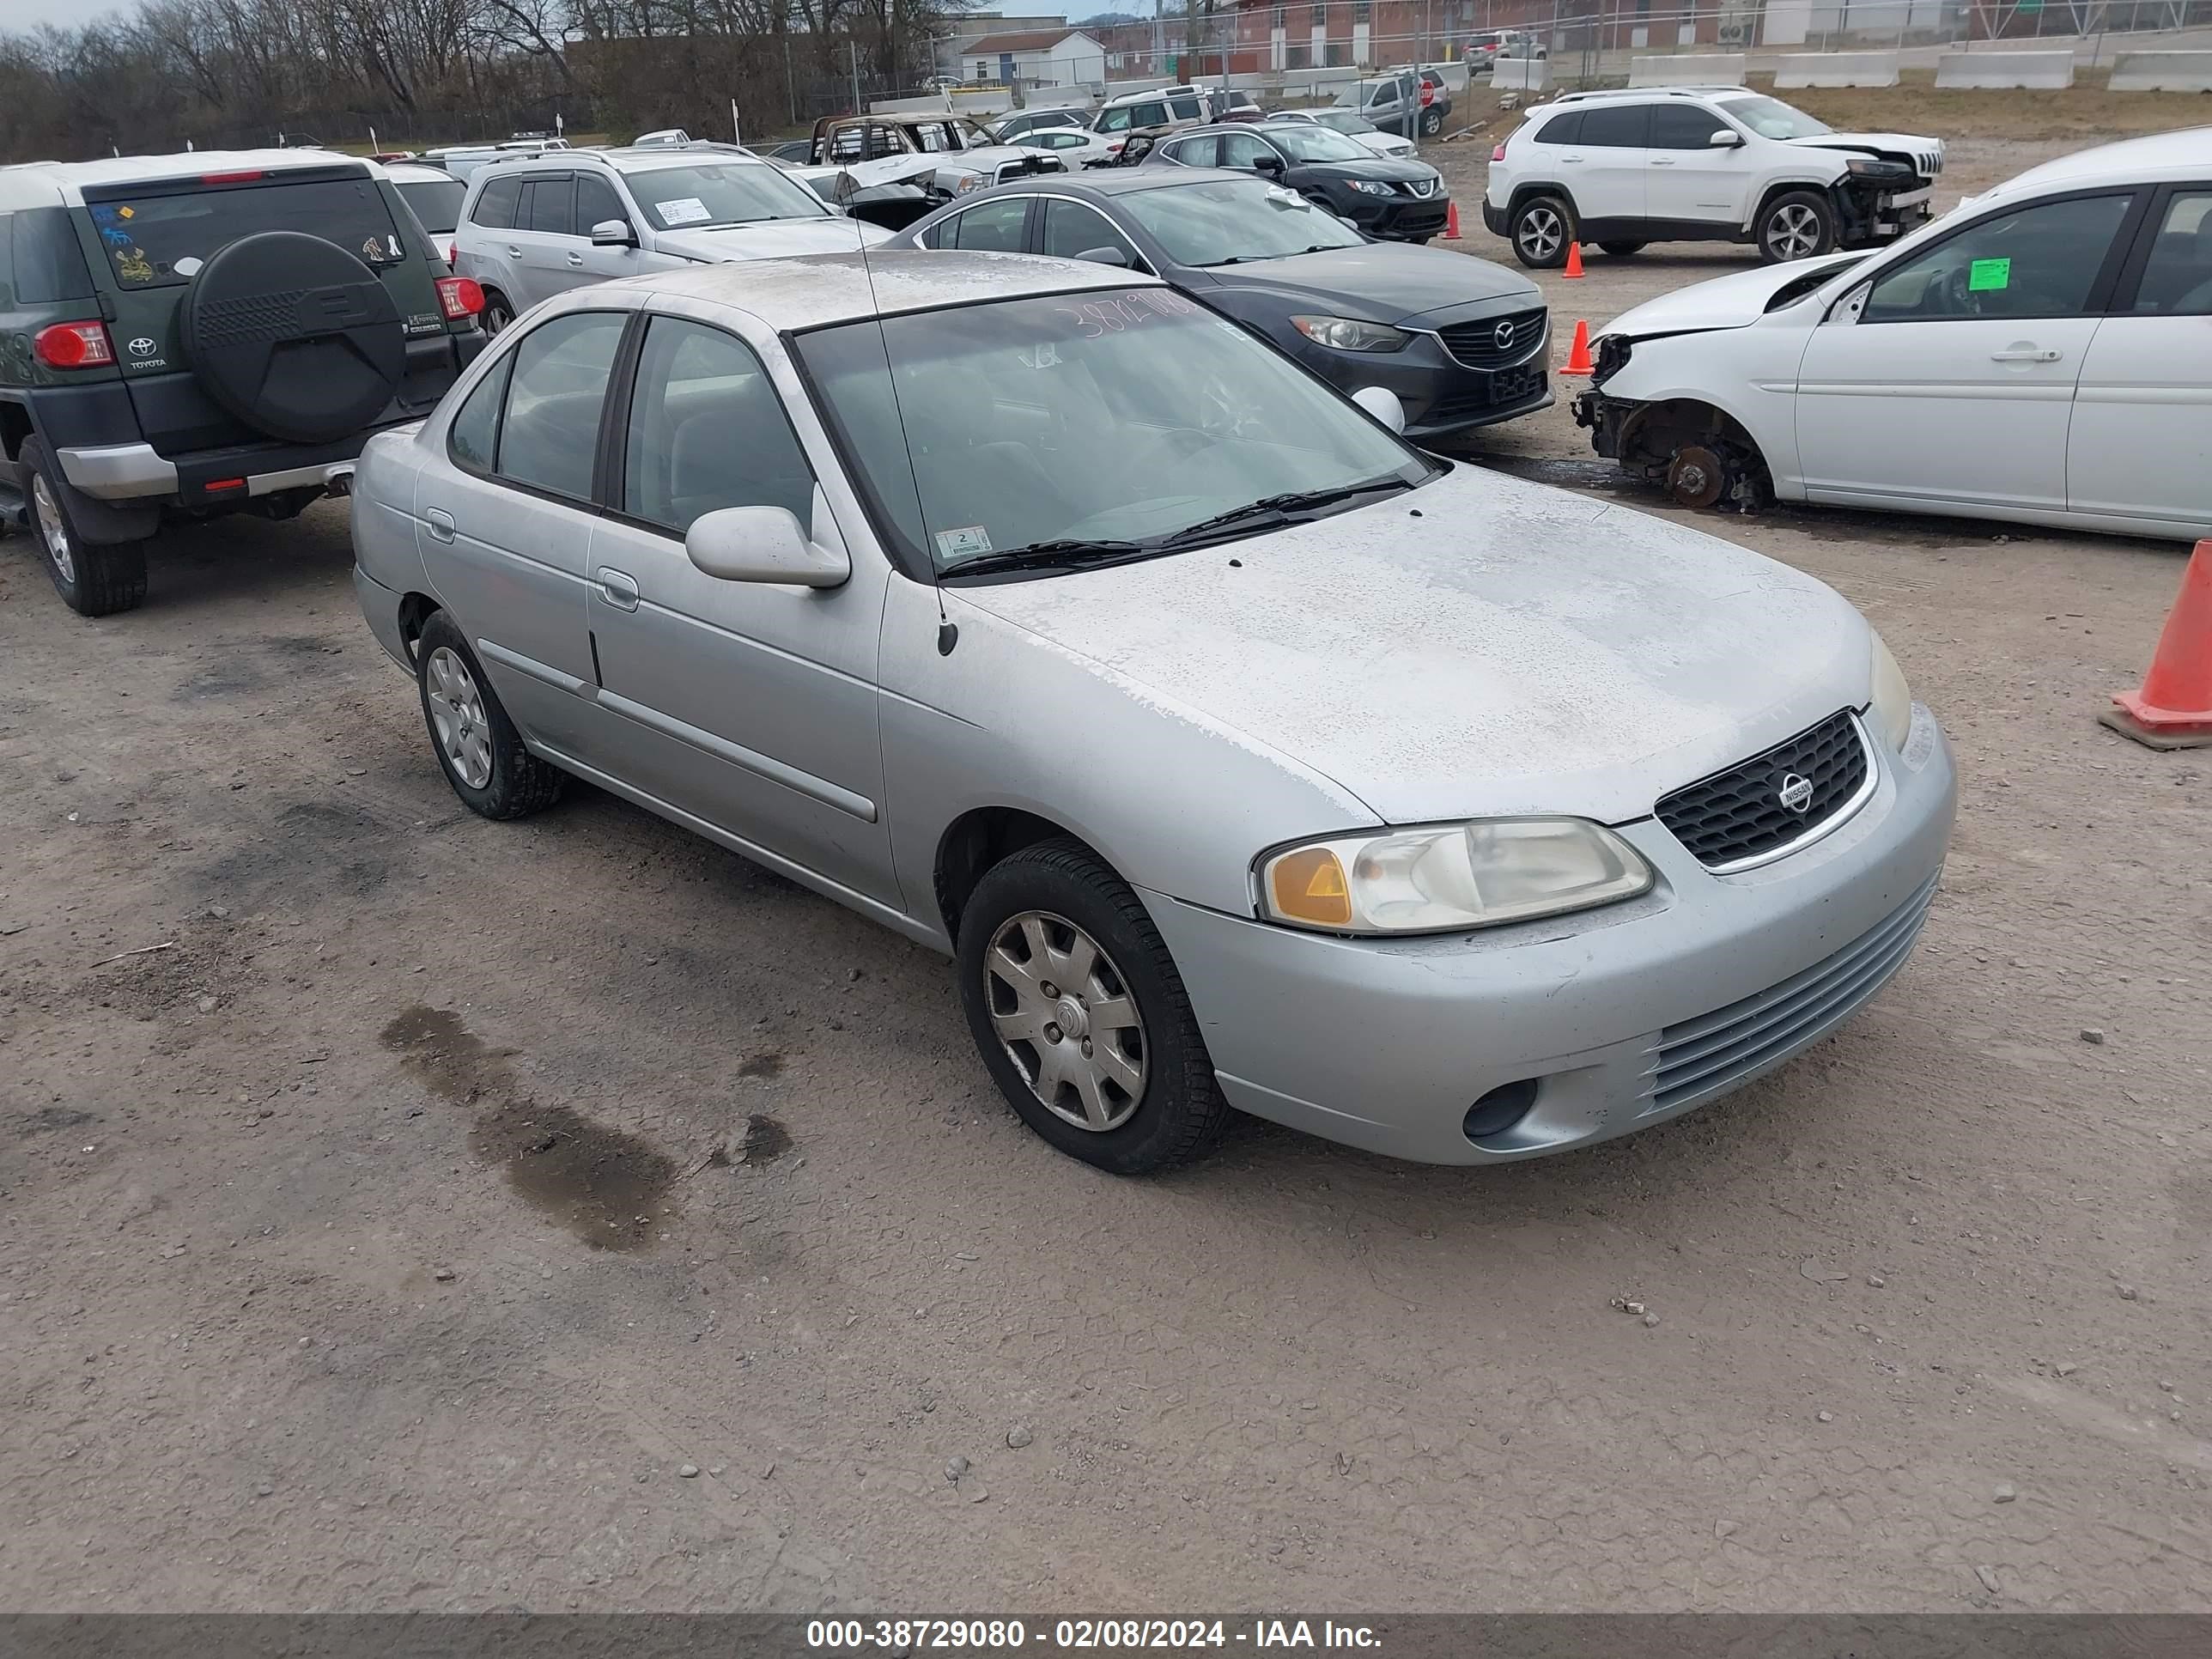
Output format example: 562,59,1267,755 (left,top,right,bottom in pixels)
34,321,115,369
1492,143,1507,162
435,276,485,320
